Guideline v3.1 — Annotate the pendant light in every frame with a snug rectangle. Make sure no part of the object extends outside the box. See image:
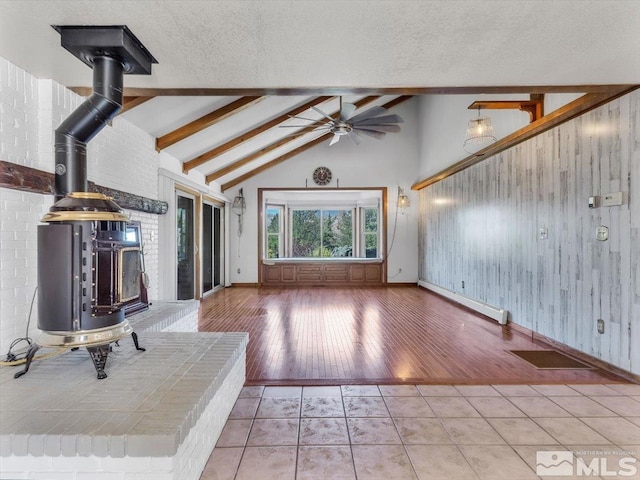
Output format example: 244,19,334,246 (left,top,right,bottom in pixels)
463,107,497,153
